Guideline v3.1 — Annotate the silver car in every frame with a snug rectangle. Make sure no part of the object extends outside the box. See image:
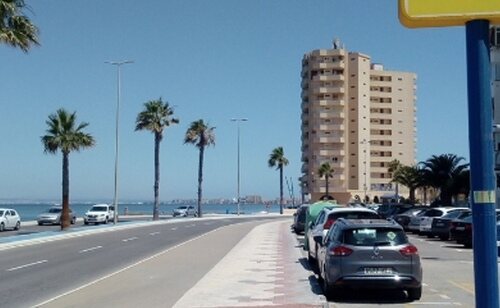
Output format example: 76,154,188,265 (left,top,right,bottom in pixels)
37,207,76,225
317,219,422,301
173,205,197,217
0,208,21,231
